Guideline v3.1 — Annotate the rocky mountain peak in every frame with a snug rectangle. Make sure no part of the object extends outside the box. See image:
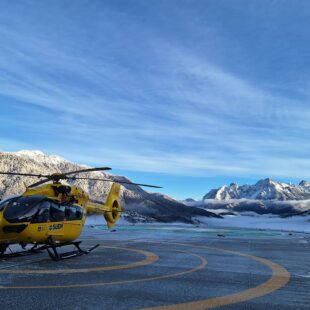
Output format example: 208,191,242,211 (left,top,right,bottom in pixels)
299,180,310,187
16,150,45,156
255,178,274,186
203,178,310,201
14,150,70,165
0,150,218,223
